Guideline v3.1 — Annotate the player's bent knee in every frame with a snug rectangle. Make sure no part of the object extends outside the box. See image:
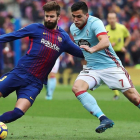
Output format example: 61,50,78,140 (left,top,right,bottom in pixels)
72,85,80,94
